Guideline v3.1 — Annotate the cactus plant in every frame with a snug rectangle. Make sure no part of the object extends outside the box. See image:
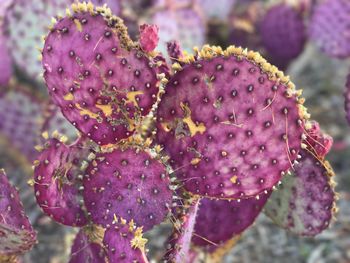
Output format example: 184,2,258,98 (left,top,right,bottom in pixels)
0,32,12,87
33,2,339,262
309,0,350,59
0,169,36,256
